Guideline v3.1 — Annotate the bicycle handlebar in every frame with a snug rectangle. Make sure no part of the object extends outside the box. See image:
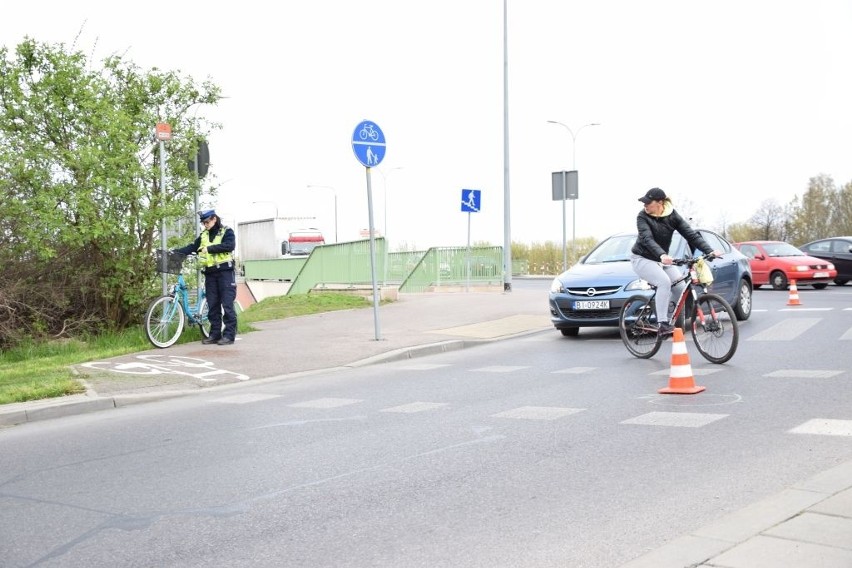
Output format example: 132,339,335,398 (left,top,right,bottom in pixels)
672,252,716,267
